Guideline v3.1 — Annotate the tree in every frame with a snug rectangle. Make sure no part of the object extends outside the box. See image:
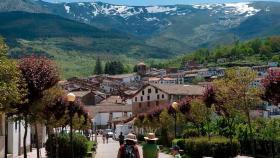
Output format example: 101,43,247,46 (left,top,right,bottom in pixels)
213,68,262,155
0,38,26,158
94,57,103,75
18,56,59,158
104,61,125,75
190,99,213,140
262,68,280,105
